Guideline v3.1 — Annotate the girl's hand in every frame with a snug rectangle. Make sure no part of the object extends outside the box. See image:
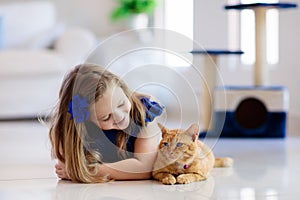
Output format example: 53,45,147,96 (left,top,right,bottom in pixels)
55,160,70,180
